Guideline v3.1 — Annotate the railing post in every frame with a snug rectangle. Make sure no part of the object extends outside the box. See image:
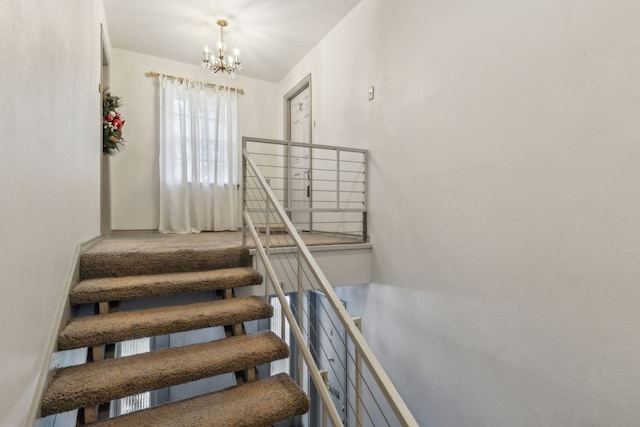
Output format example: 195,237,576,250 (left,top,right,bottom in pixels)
320,370,329,427
362,211,368,243
363,151,368,242
363,151,368,212
297,249,303,324
286,141,292,211
297,249,304,385
279,281,286,340
336,148,341,211
242,138,247,249
265,192,271,299
263,252,269,301
353,317,363,427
